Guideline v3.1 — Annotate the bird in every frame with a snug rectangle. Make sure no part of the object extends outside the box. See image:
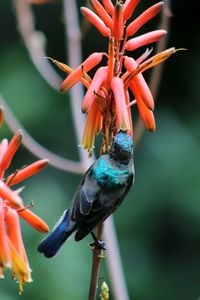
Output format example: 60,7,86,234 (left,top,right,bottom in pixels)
38,130,134,258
